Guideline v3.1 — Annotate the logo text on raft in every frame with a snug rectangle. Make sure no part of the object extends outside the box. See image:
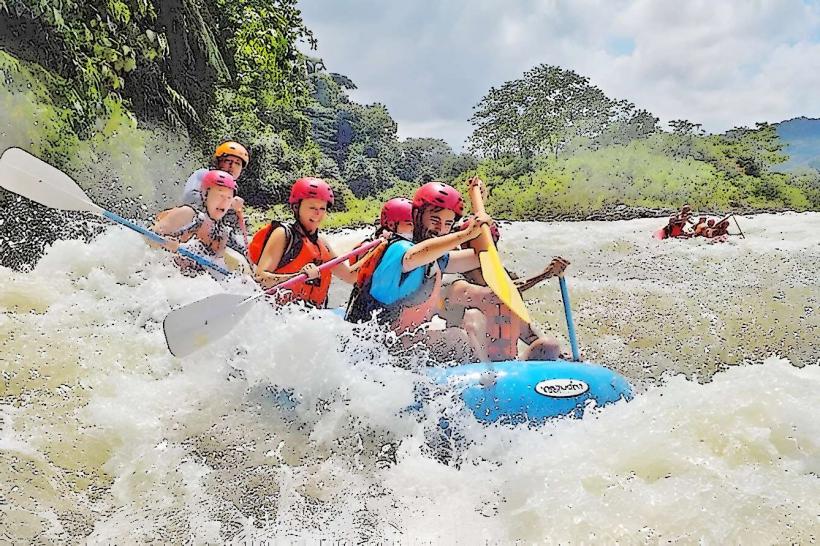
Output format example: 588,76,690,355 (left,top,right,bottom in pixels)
534,379,589,398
